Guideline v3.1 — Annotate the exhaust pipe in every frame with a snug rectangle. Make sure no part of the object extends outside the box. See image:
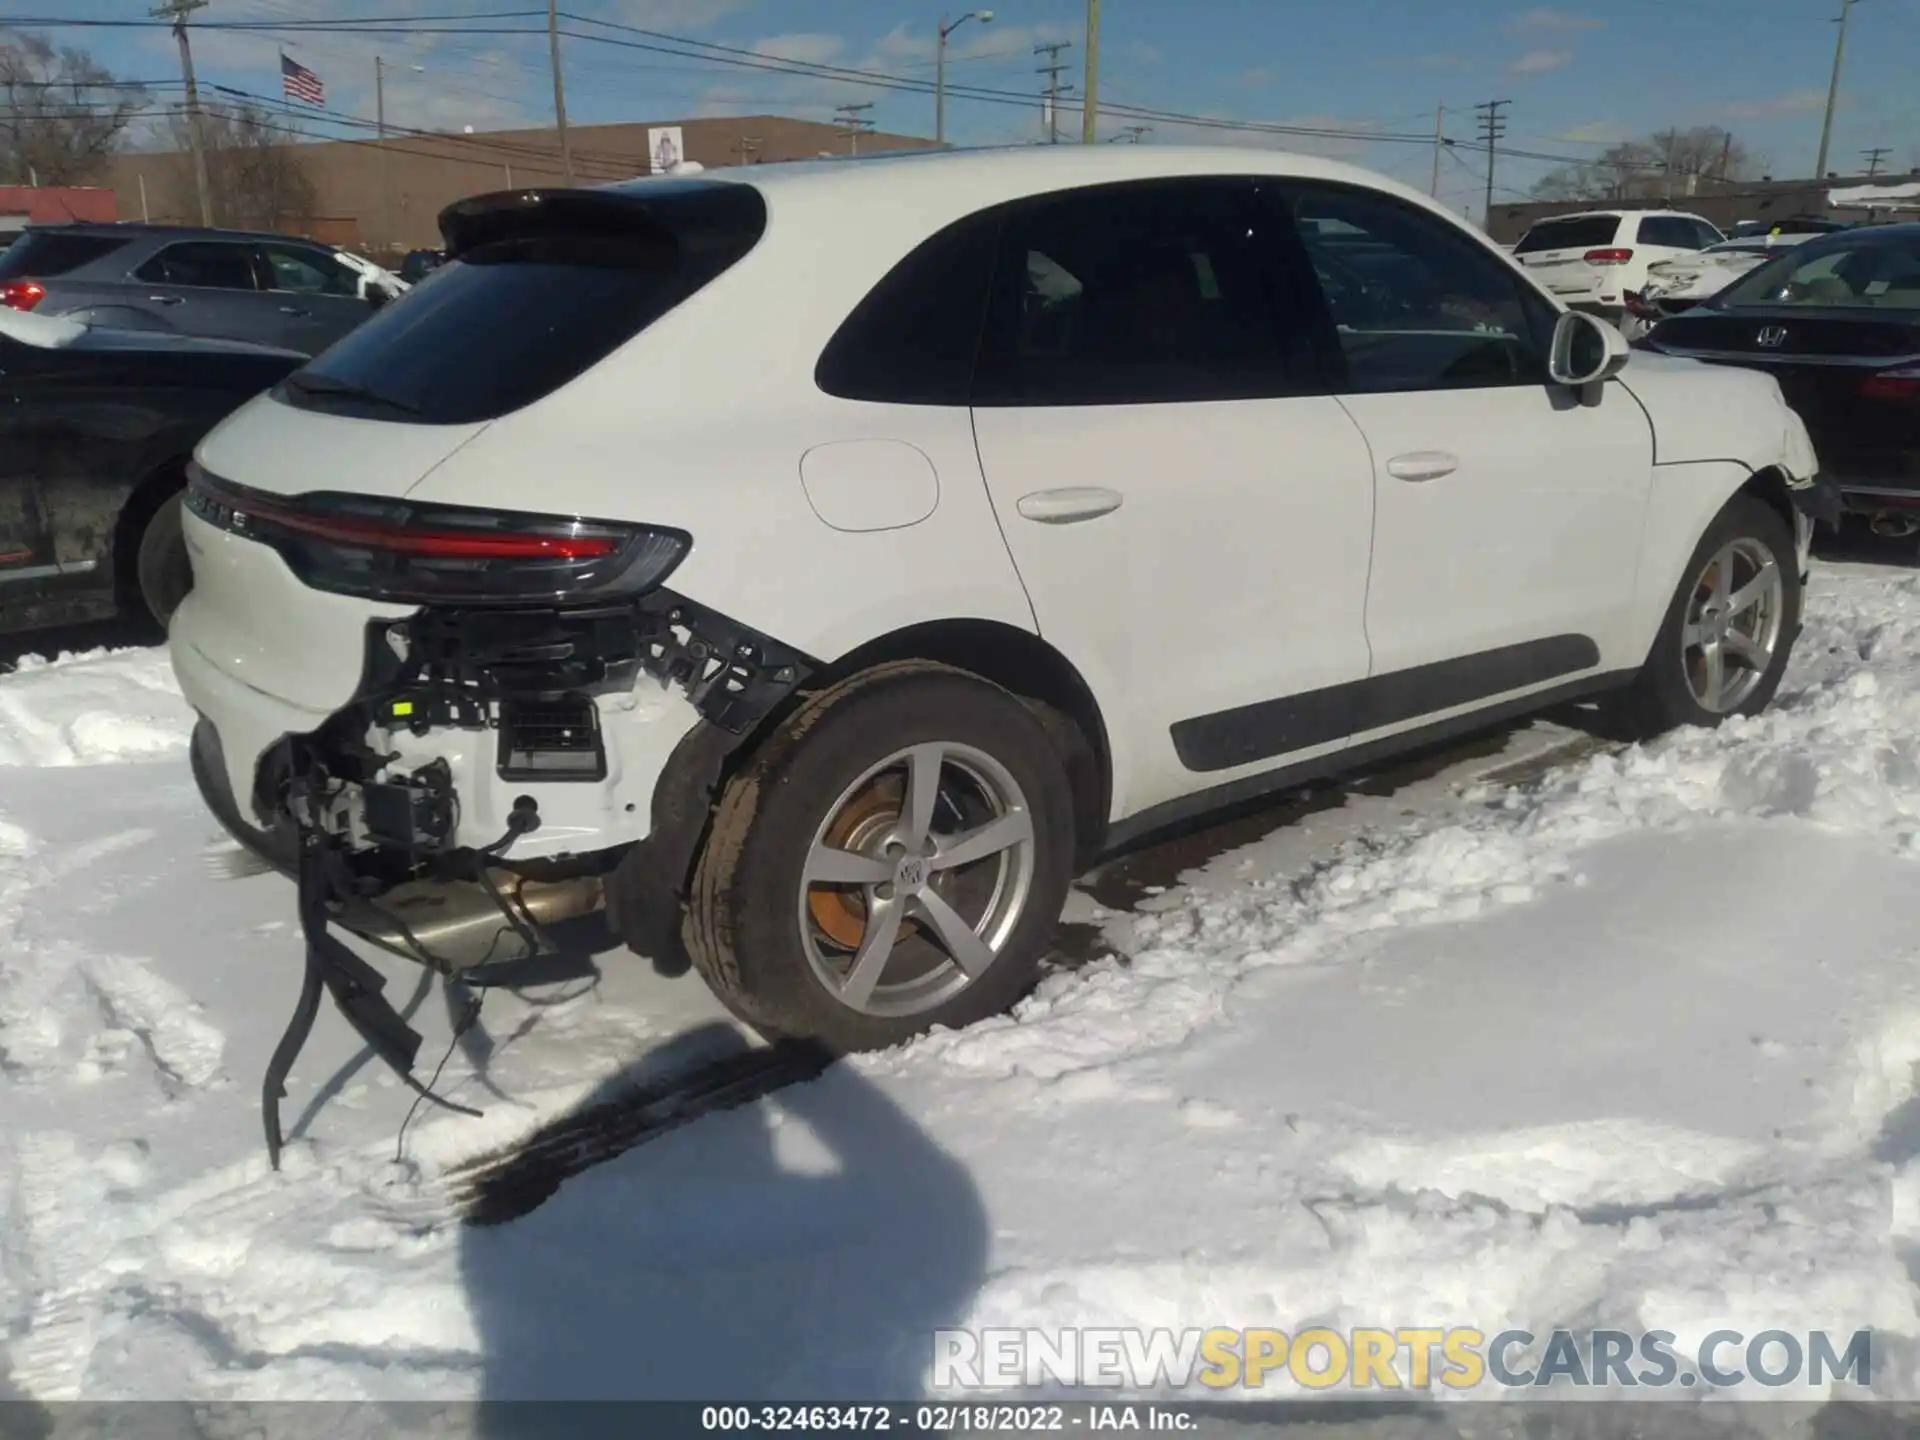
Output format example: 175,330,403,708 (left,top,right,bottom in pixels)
1870,514,1920,539
333,869,607,970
